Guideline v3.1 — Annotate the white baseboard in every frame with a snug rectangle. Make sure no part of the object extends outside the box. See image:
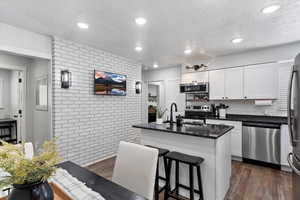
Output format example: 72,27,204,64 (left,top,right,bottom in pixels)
83,154,116,167
232,156,243,162
281,165,292,172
